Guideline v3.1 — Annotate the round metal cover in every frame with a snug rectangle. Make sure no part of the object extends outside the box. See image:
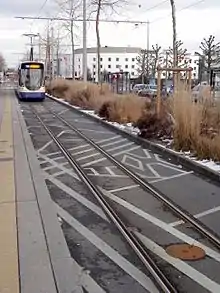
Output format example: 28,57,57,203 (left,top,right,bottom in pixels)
165,243,206,260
